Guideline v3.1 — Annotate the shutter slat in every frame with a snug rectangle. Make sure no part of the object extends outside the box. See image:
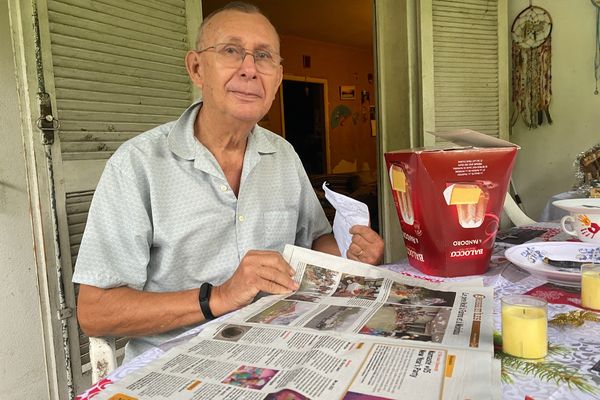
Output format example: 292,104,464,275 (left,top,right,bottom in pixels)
48,1,184,41
62,152,113,161
52,56,188,84
434,0,498,8
49,25,185,59
67,213,87,226
54,78,189,100
56,88,190,109
51,0,187,33
60,132,139,143
54,69,189,93
59,99,184,116
127,0,185,16
48,12,186,51
58,120,159,132
51,45,188,75
61,141,130,153
92,0,186,25
432,21,497,33
51,34,184,66
59,110,177,124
